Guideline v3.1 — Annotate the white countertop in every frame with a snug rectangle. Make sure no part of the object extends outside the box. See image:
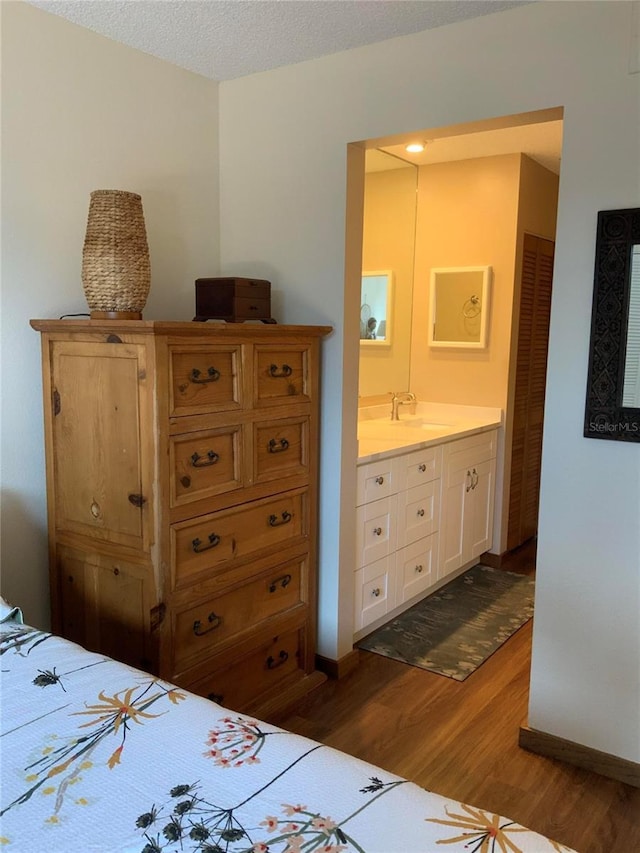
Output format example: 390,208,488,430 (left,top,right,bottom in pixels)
357,402,502,464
